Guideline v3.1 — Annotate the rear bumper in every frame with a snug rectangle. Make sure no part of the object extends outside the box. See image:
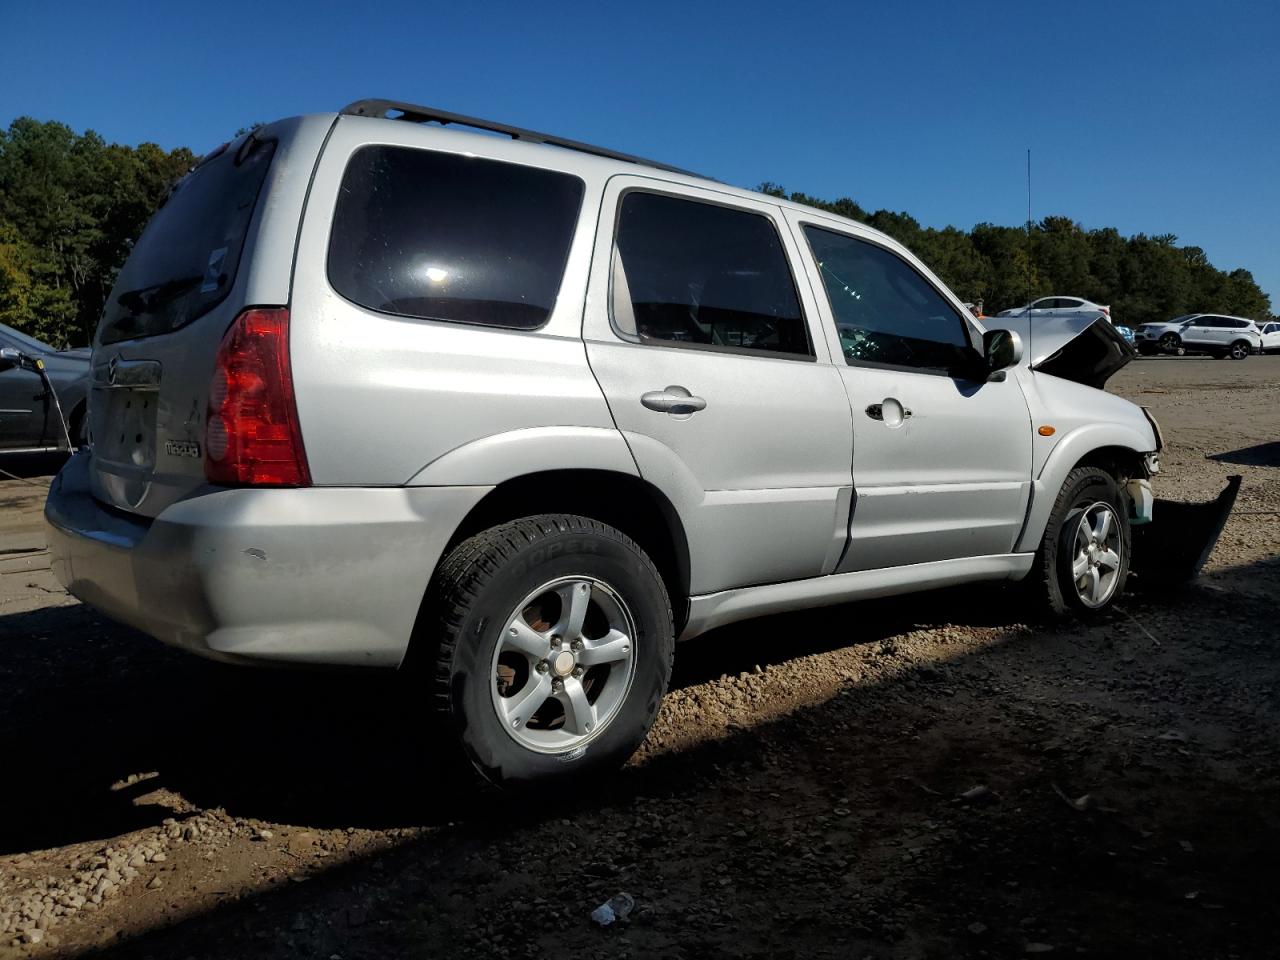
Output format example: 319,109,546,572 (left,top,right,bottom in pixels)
45,451,491,667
